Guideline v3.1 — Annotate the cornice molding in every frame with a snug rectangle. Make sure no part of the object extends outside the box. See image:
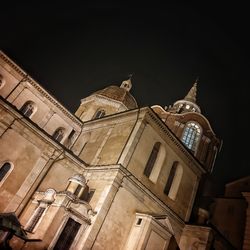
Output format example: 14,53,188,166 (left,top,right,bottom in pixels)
0,51,83,127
